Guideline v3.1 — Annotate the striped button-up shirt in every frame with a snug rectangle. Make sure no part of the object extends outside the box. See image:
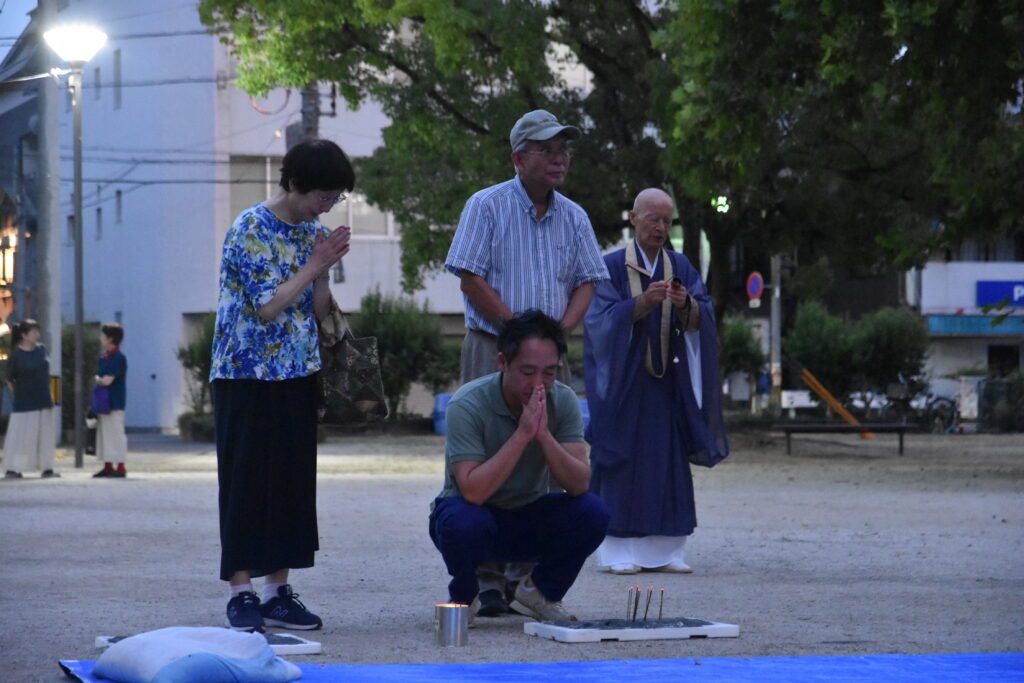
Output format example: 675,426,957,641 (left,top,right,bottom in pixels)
445,176,609,335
